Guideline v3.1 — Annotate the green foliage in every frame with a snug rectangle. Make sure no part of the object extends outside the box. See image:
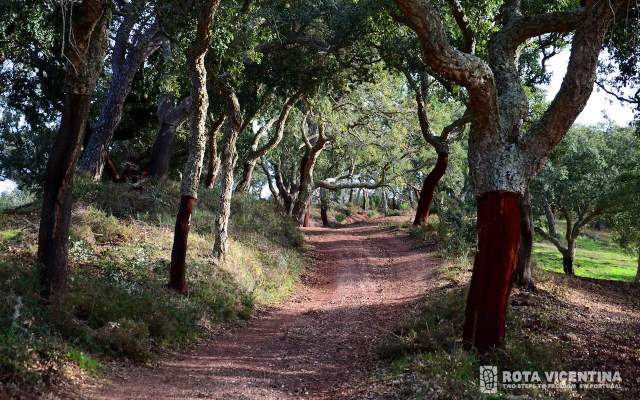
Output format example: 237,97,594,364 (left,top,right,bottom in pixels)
335,213,346,222
433,196,476,258
0,188,35,211
66,351,101,375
